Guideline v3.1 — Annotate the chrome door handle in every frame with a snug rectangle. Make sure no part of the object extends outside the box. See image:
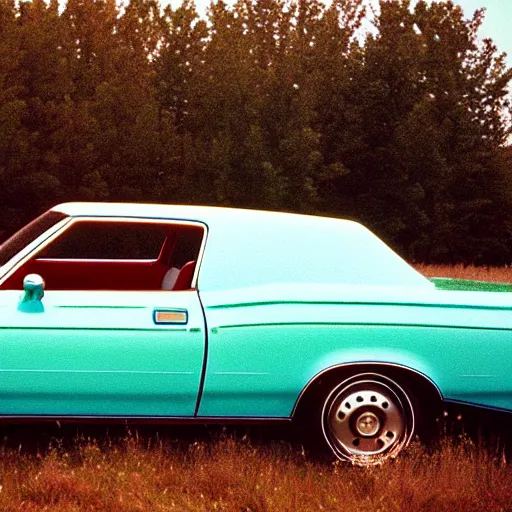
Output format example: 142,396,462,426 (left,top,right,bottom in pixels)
153,309,188,325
